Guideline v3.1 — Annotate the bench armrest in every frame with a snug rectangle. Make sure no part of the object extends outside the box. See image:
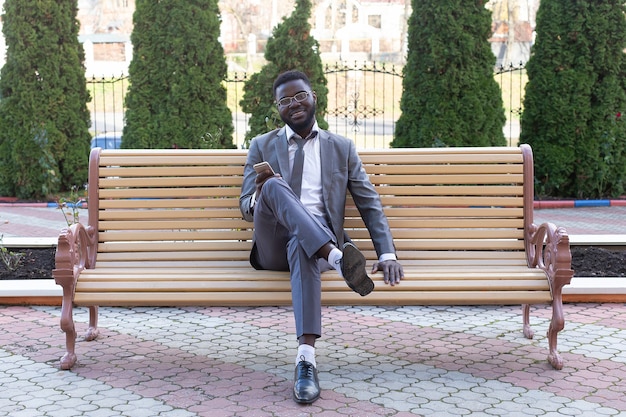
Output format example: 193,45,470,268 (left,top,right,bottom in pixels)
53,223,98,289
525,222,574,294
